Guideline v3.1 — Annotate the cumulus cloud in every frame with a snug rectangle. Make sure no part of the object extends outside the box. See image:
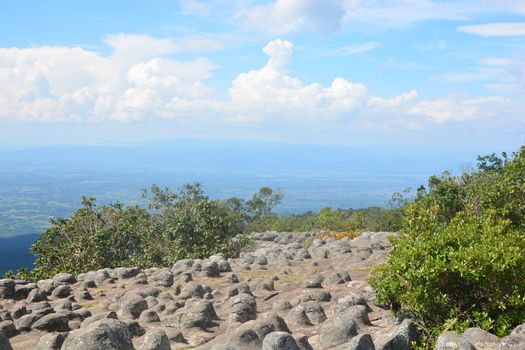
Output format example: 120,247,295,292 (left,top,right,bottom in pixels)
228,39,369,120
0,35,216,122
0,36,514,131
